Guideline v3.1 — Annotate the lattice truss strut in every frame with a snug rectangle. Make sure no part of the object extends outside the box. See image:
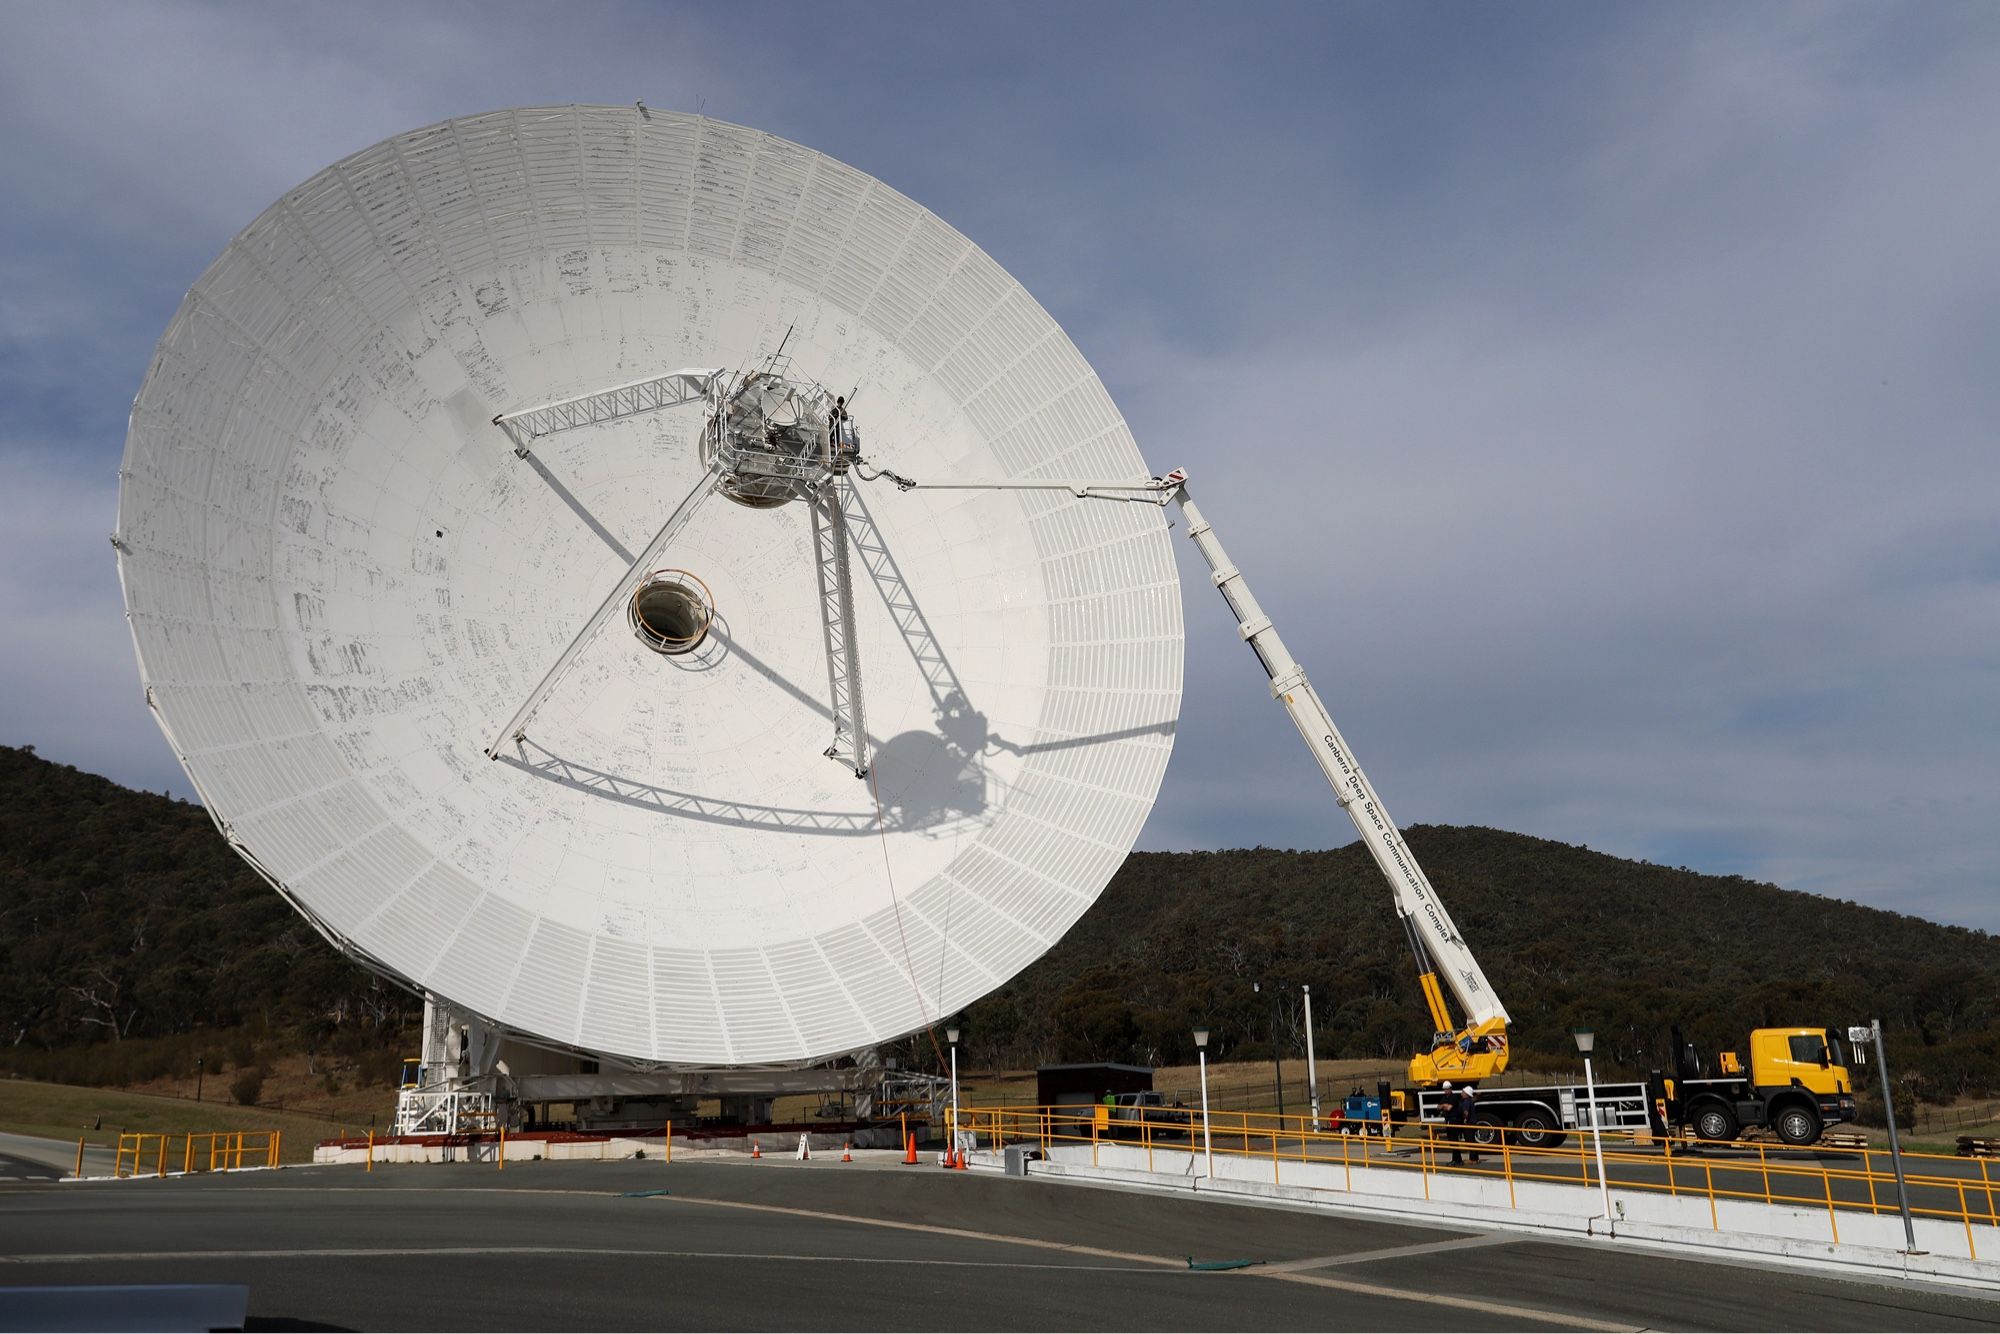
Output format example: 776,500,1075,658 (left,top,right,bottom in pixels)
810,471,869,778
487,365,871,780
493,369,722,456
